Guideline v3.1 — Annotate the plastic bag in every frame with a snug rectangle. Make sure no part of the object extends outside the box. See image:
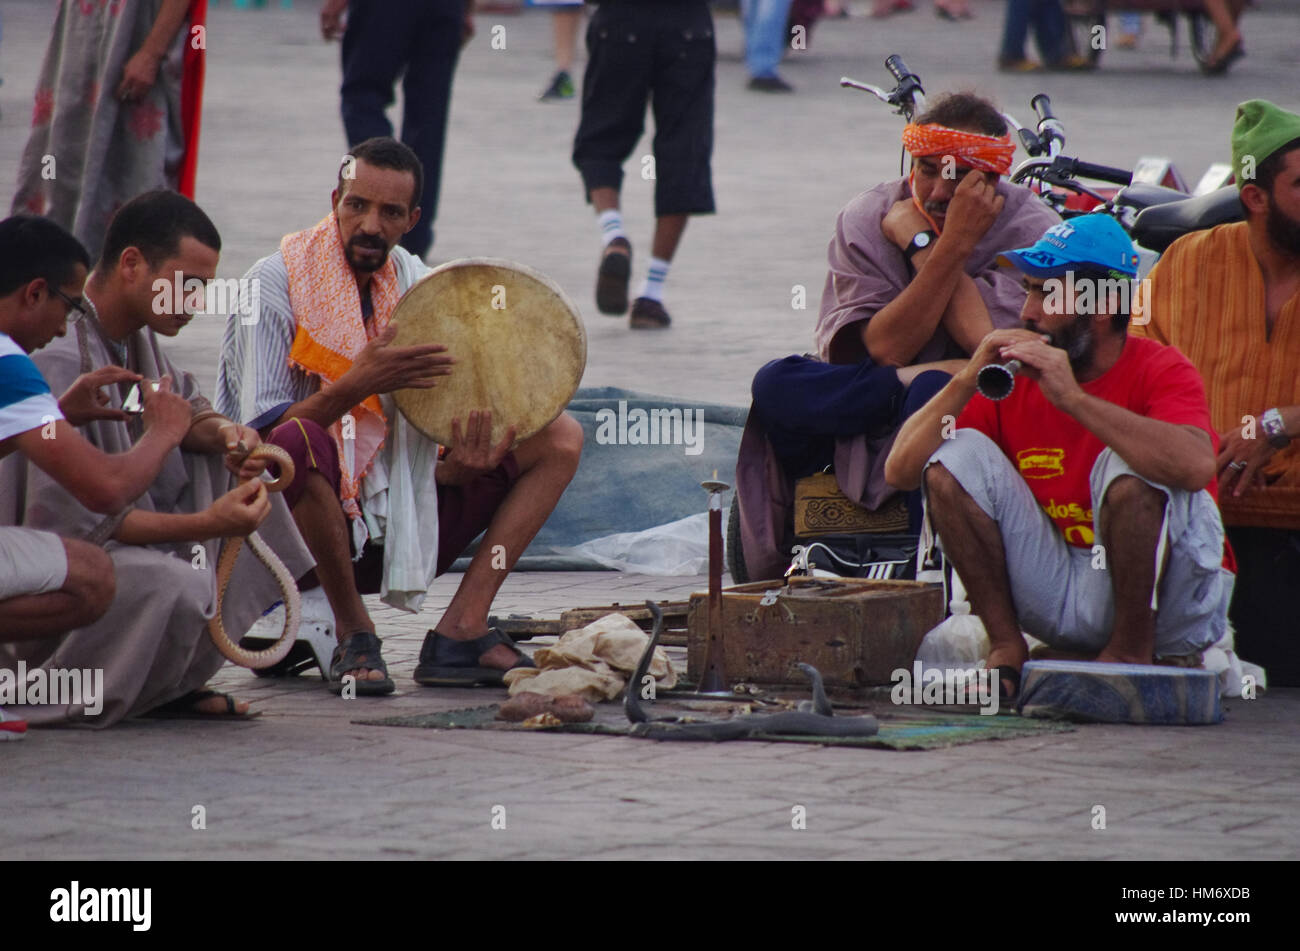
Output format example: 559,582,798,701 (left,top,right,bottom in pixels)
914,573,990,670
